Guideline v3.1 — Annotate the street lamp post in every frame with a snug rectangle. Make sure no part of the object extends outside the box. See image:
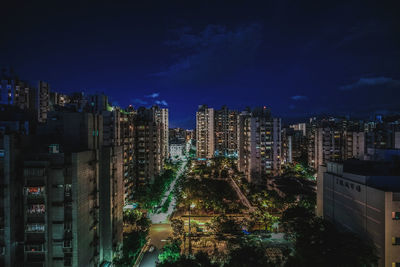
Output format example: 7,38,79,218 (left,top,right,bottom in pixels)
188,203,195,256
